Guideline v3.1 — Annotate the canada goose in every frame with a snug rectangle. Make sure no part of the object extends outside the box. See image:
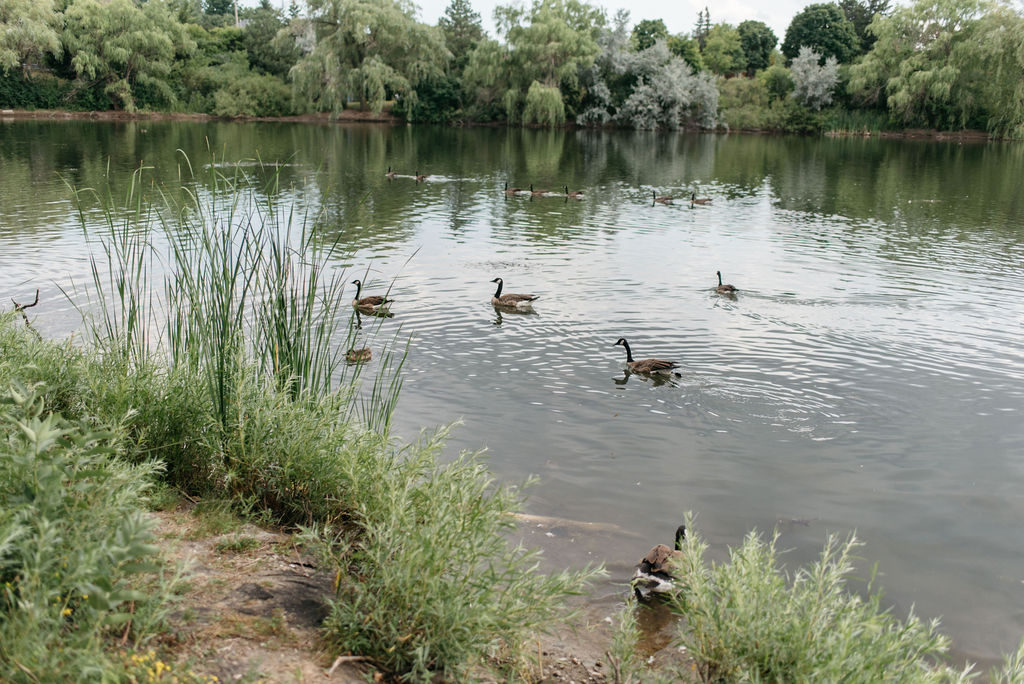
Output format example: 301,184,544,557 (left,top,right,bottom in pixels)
504,181,523,195
415,170,427,182
345,347,372,363
385,166,397,179
716,271,737,294
564,185,583,199
691,191,711,206
490,277,539,308
614,338,679,375
632,524,686,599
529,184,548,196
653,190,673,204
351,279,393,311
